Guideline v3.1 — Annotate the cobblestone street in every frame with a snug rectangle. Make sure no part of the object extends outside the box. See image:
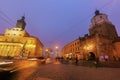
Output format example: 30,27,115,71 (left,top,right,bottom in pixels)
12,60,120,80
0,59,120,80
